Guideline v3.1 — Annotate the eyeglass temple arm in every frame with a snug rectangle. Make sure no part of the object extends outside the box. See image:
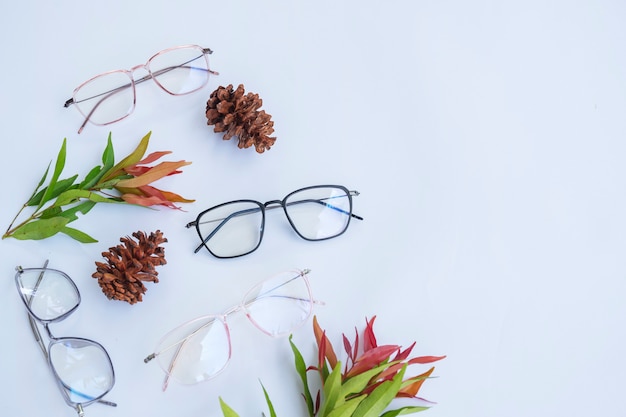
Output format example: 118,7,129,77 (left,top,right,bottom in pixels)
21,261,50,359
